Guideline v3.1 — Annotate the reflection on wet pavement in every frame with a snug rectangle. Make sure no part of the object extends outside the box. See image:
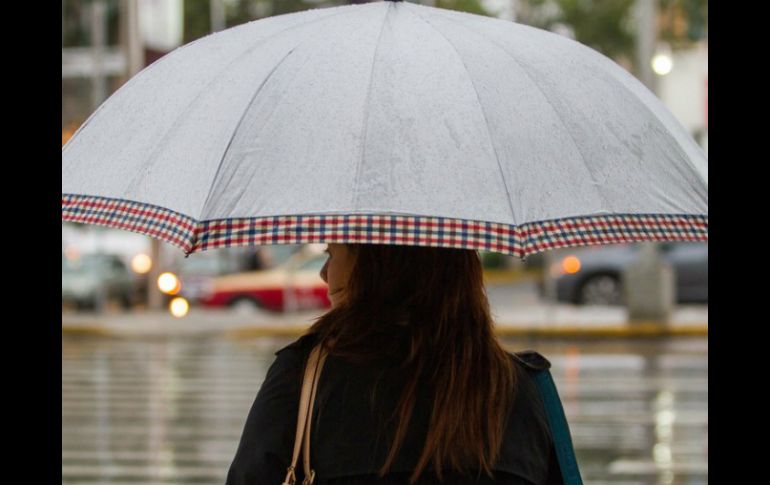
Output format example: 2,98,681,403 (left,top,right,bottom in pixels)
62,335,707,485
